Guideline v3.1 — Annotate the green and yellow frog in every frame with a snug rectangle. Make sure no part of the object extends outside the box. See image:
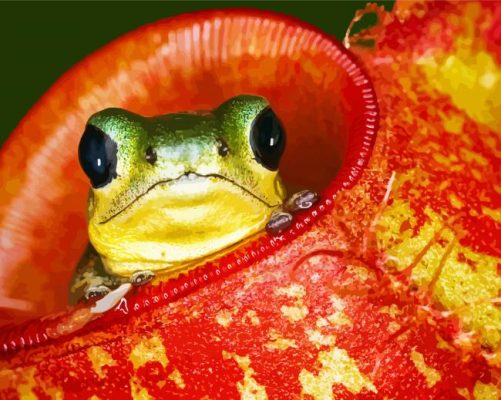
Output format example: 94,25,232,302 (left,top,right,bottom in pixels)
70,95,317,303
